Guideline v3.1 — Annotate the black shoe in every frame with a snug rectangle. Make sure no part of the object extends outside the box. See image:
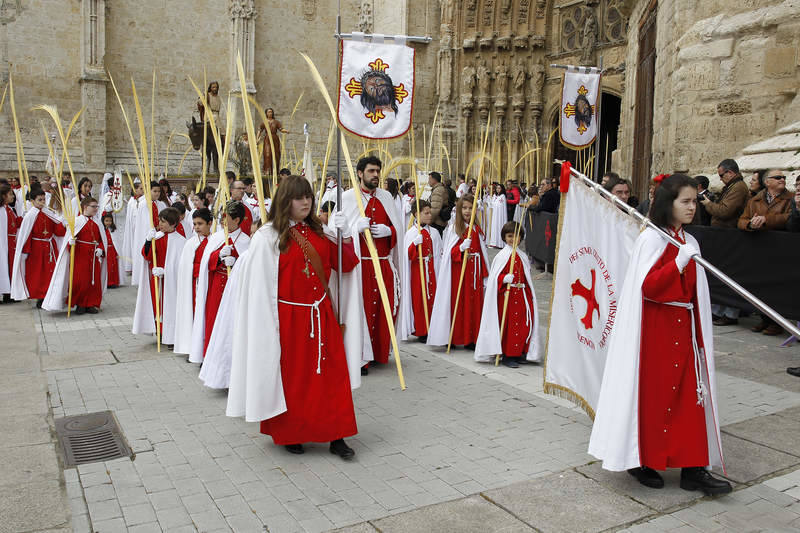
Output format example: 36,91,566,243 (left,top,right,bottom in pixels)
517,357,531,365
680,467,732,495
285,444,304,455
361,366,369,376
788,367,800,377
330,439,355,460
74,307,86,315
464,343,476,350
627,467,664,489
35,299,43,309
417,335,427,343
502,357,520,368
85,307,99,314
2,294,11,303
713,316,738,326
